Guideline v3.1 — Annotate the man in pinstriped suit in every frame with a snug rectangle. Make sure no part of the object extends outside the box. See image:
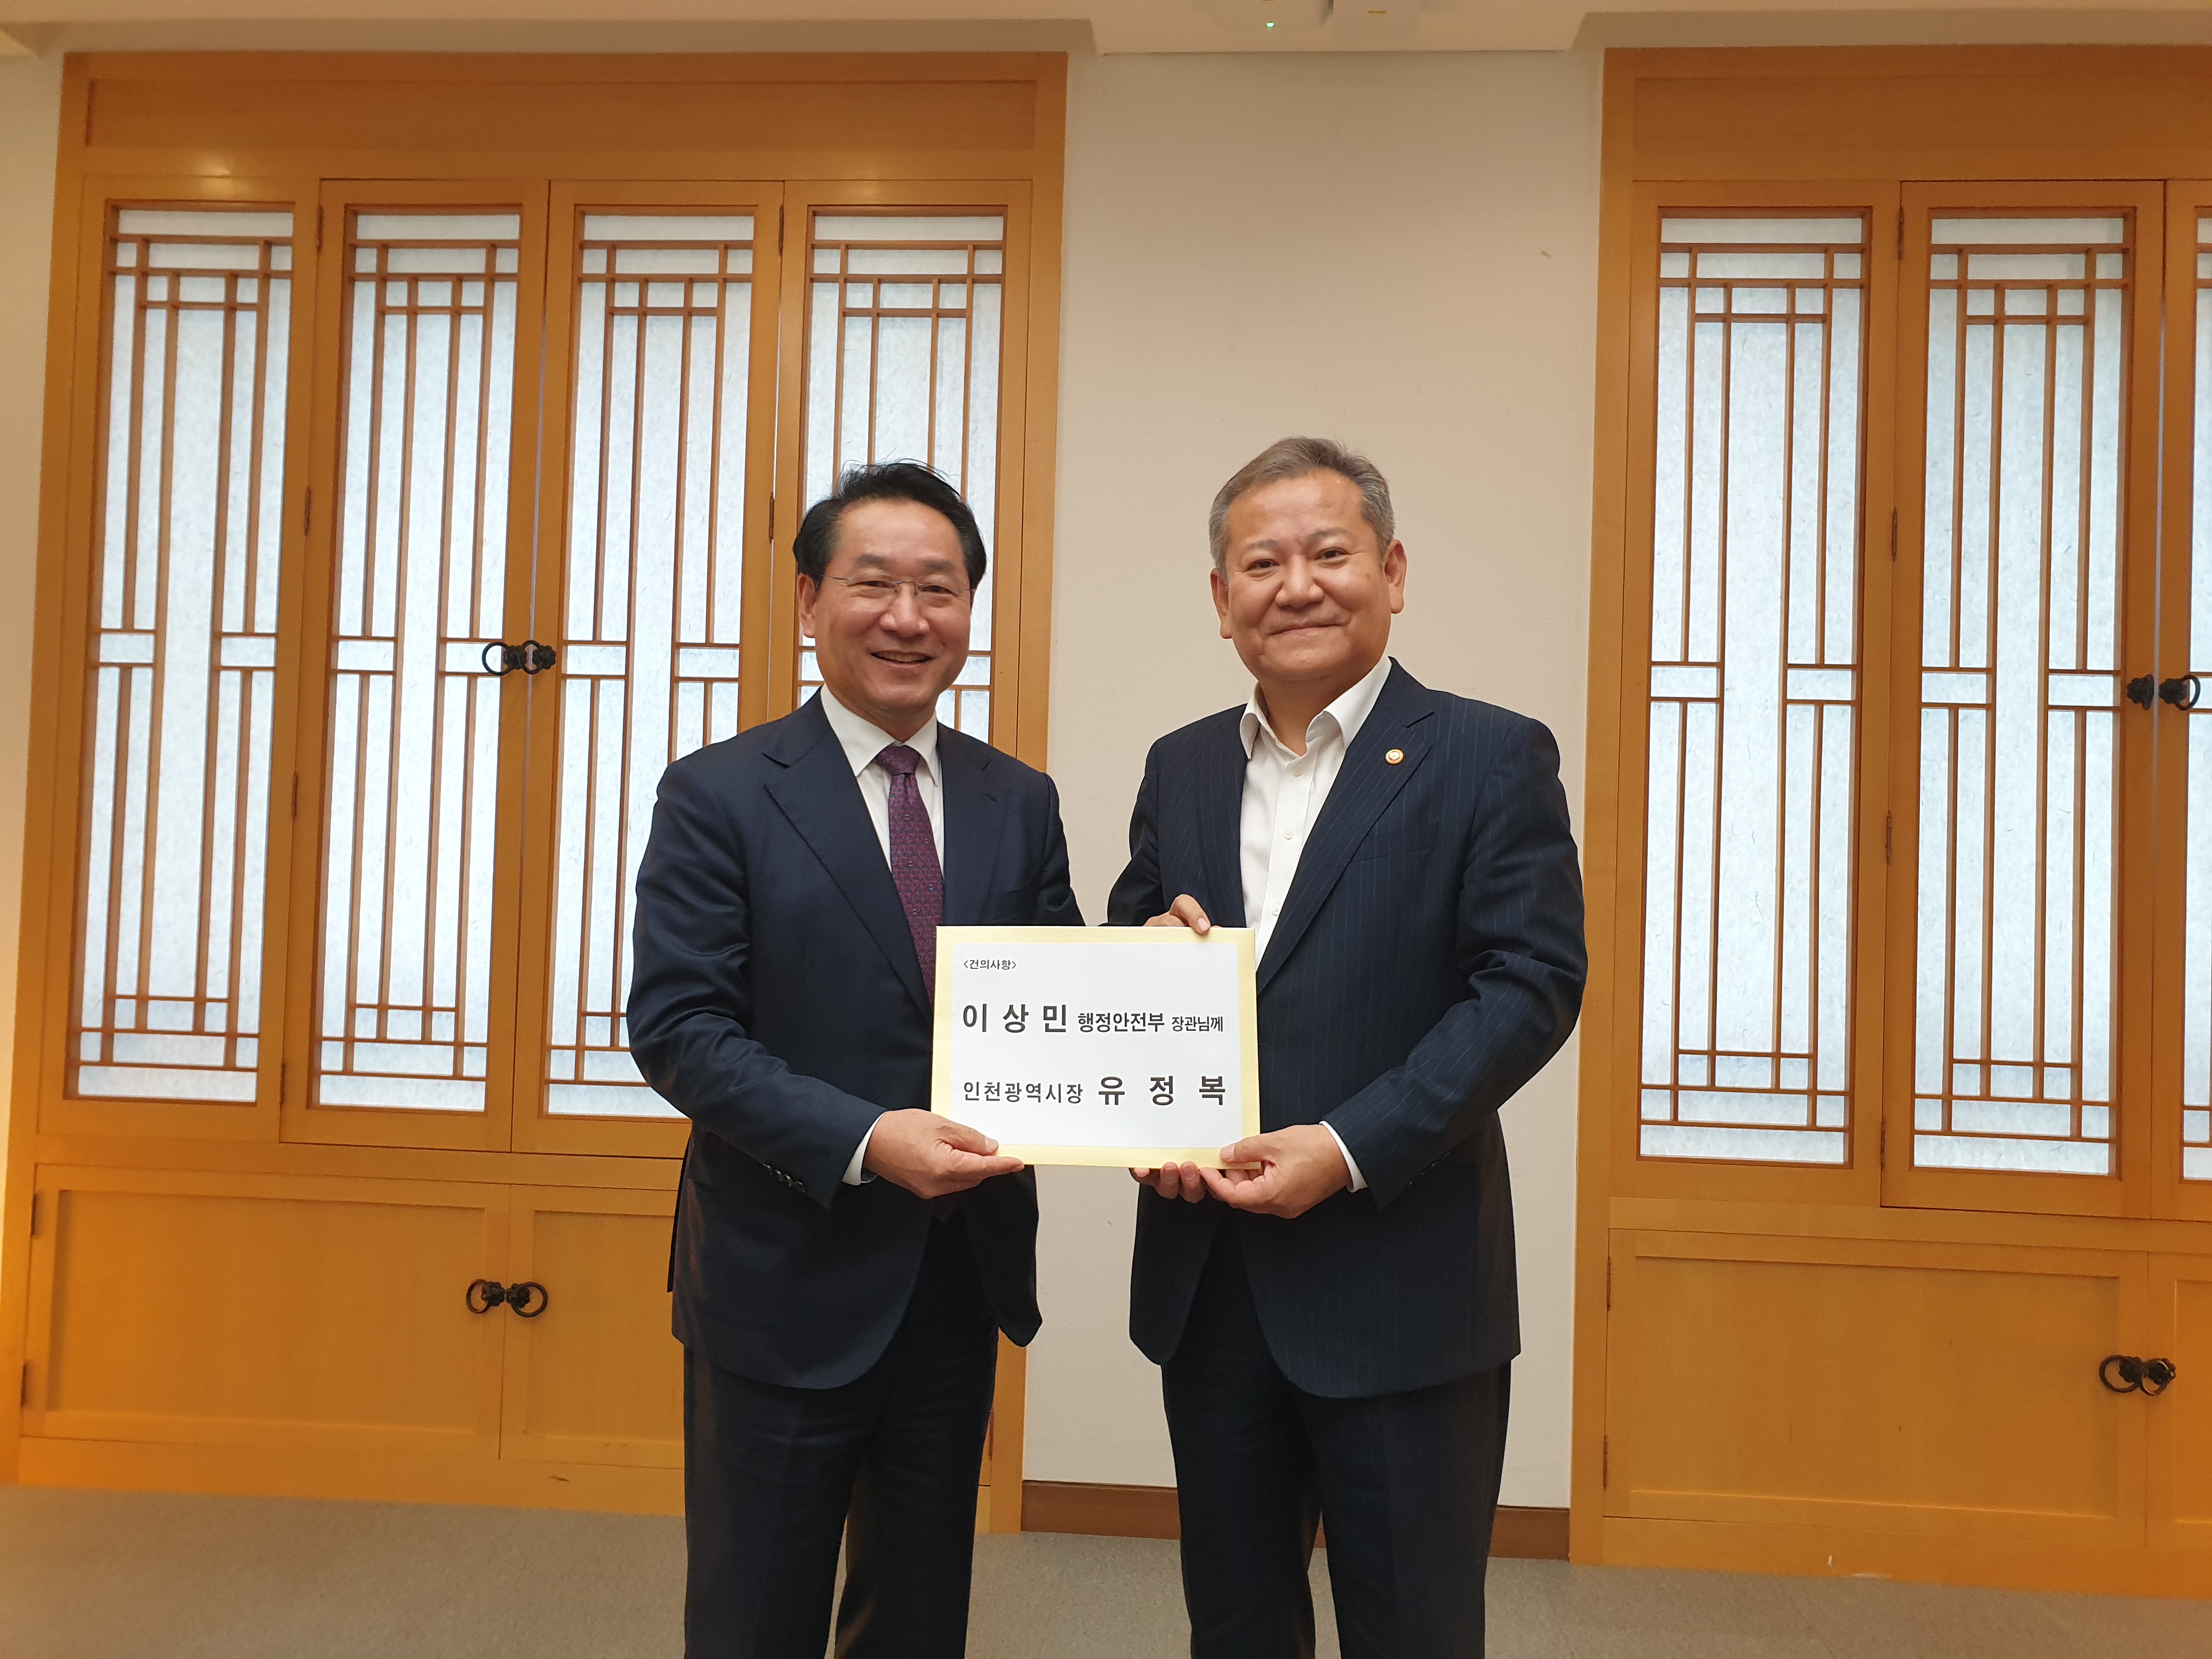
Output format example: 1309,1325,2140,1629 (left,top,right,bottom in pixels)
1110,438,1586,1658
629,462,1080,1659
